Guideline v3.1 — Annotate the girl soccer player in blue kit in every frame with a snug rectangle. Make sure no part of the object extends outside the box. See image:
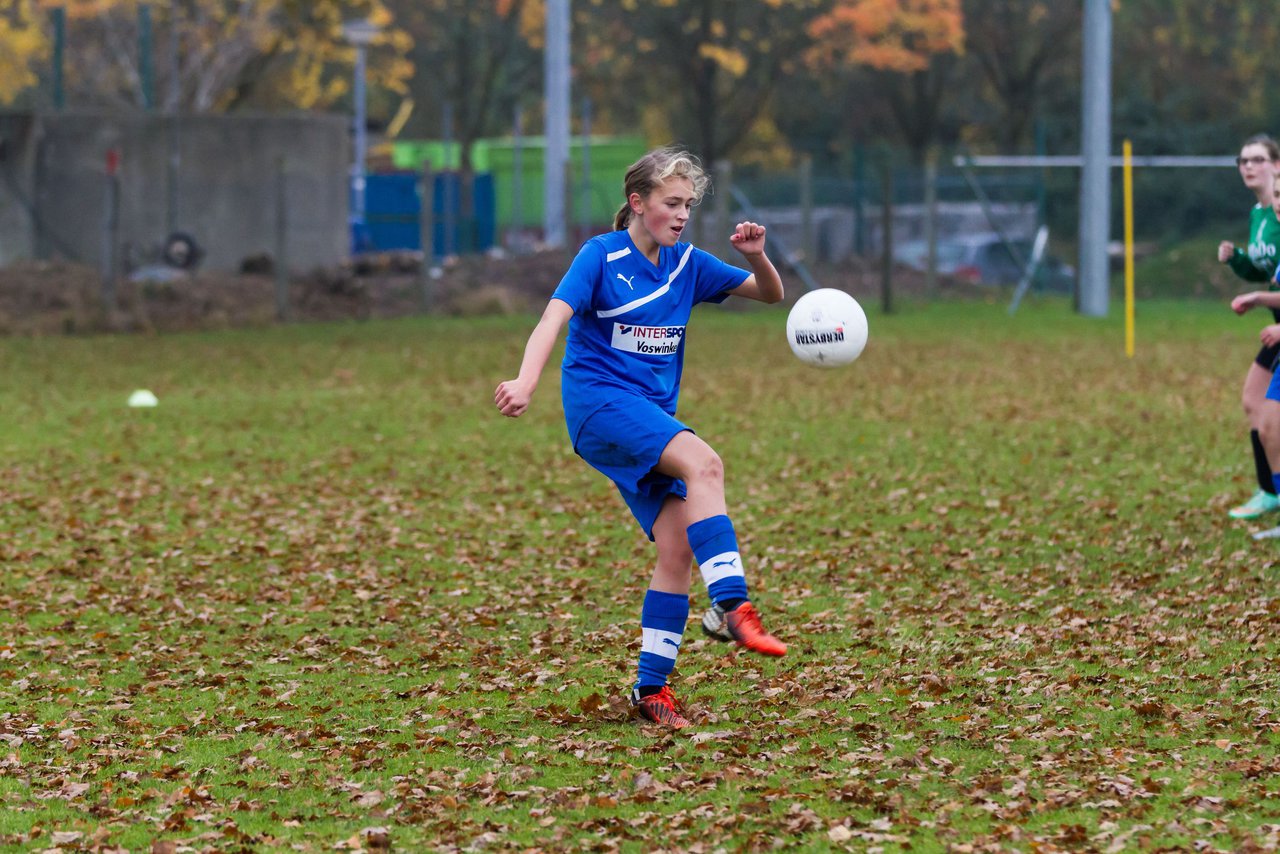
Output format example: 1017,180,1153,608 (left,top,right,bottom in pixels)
494,147,787,729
